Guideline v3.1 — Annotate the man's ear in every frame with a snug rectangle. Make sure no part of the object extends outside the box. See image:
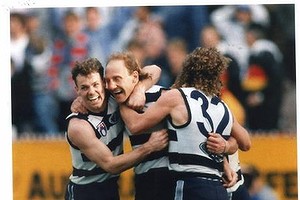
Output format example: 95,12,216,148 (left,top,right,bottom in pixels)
103,79,107,89
74,85,79,94
132,71,139,84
